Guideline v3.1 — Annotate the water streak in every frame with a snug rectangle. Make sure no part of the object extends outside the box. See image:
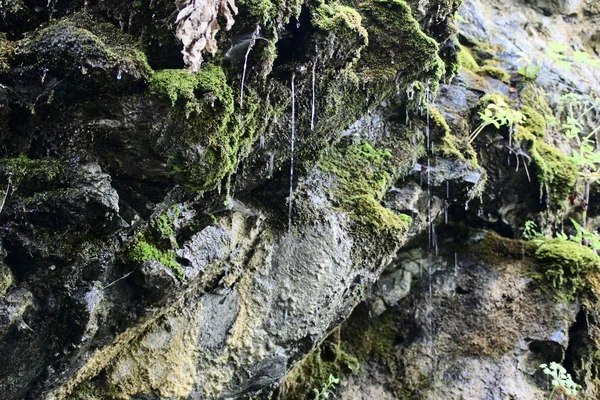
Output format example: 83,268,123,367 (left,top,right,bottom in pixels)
288,74,296,233
310,61,316,131
240,25,261,107
268,152,274,178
